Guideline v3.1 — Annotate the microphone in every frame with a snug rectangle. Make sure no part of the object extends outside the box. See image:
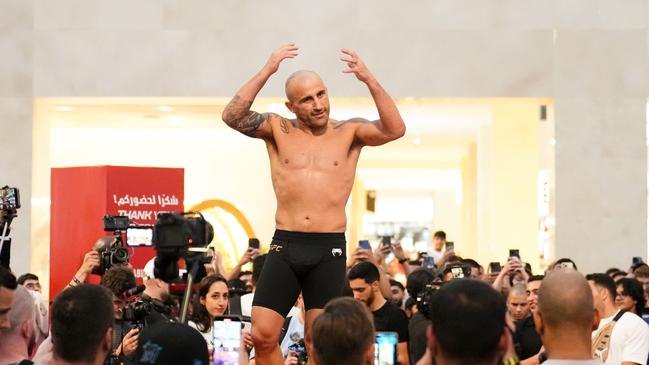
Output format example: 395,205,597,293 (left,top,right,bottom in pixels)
121,284,145,299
